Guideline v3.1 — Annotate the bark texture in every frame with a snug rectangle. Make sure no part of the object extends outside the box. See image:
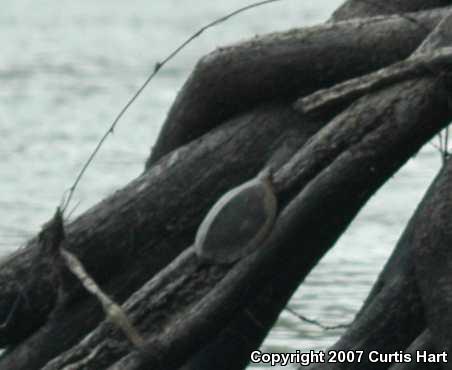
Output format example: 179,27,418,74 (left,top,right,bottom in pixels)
147,7,447,165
